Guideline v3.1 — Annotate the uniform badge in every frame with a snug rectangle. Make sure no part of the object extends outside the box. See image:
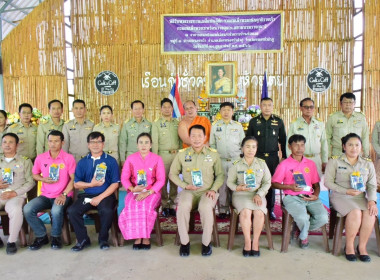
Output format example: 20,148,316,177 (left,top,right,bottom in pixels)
304,167,310,173
337,120,344,124
216,127,222,132
204,155,213,162
113,130,117,134
160,122,166,128
231,129,238,132
273,130,276,135
256,119,261,124
69,128,76,130
186,168,190,172
185,153,192,162
297,126,304,131
131,124,135,128
85,127,92,130
19,140,24,143
271,122,278,126
258,131,260,136
313,124,320,130
60,163,65,169
144,125,150,129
